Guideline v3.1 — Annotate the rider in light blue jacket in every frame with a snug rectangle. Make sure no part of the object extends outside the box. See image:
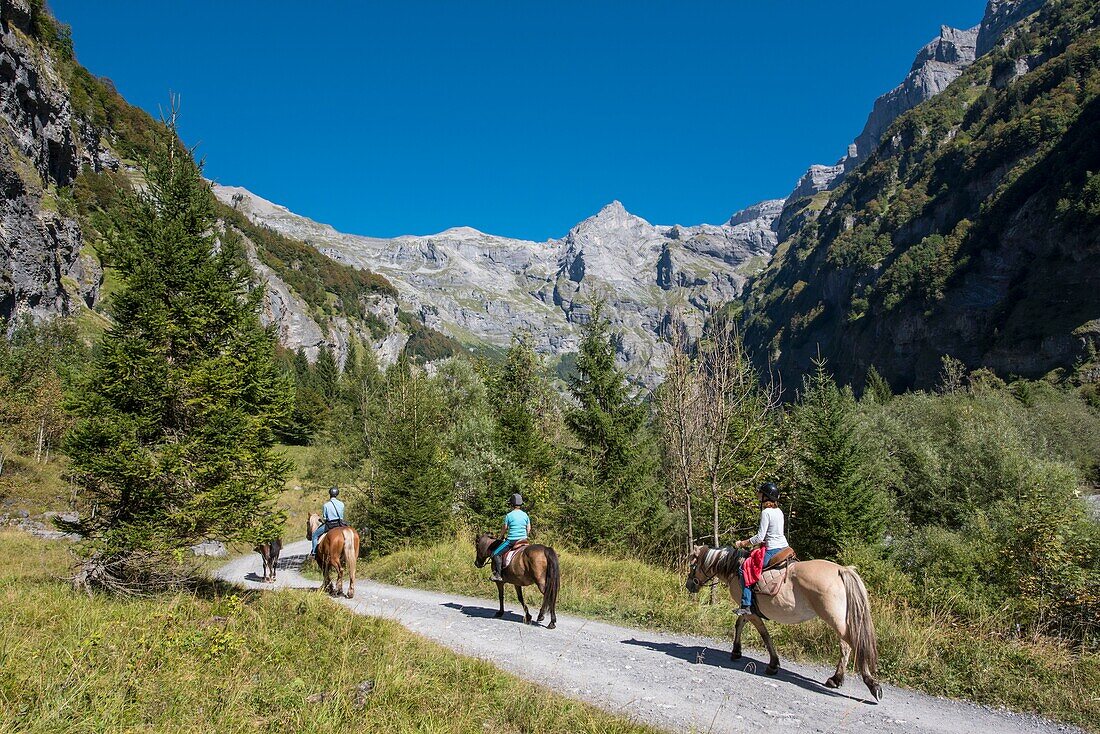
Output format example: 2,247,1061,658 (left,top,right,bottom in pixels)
312,486,346,555
490,493,530,582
